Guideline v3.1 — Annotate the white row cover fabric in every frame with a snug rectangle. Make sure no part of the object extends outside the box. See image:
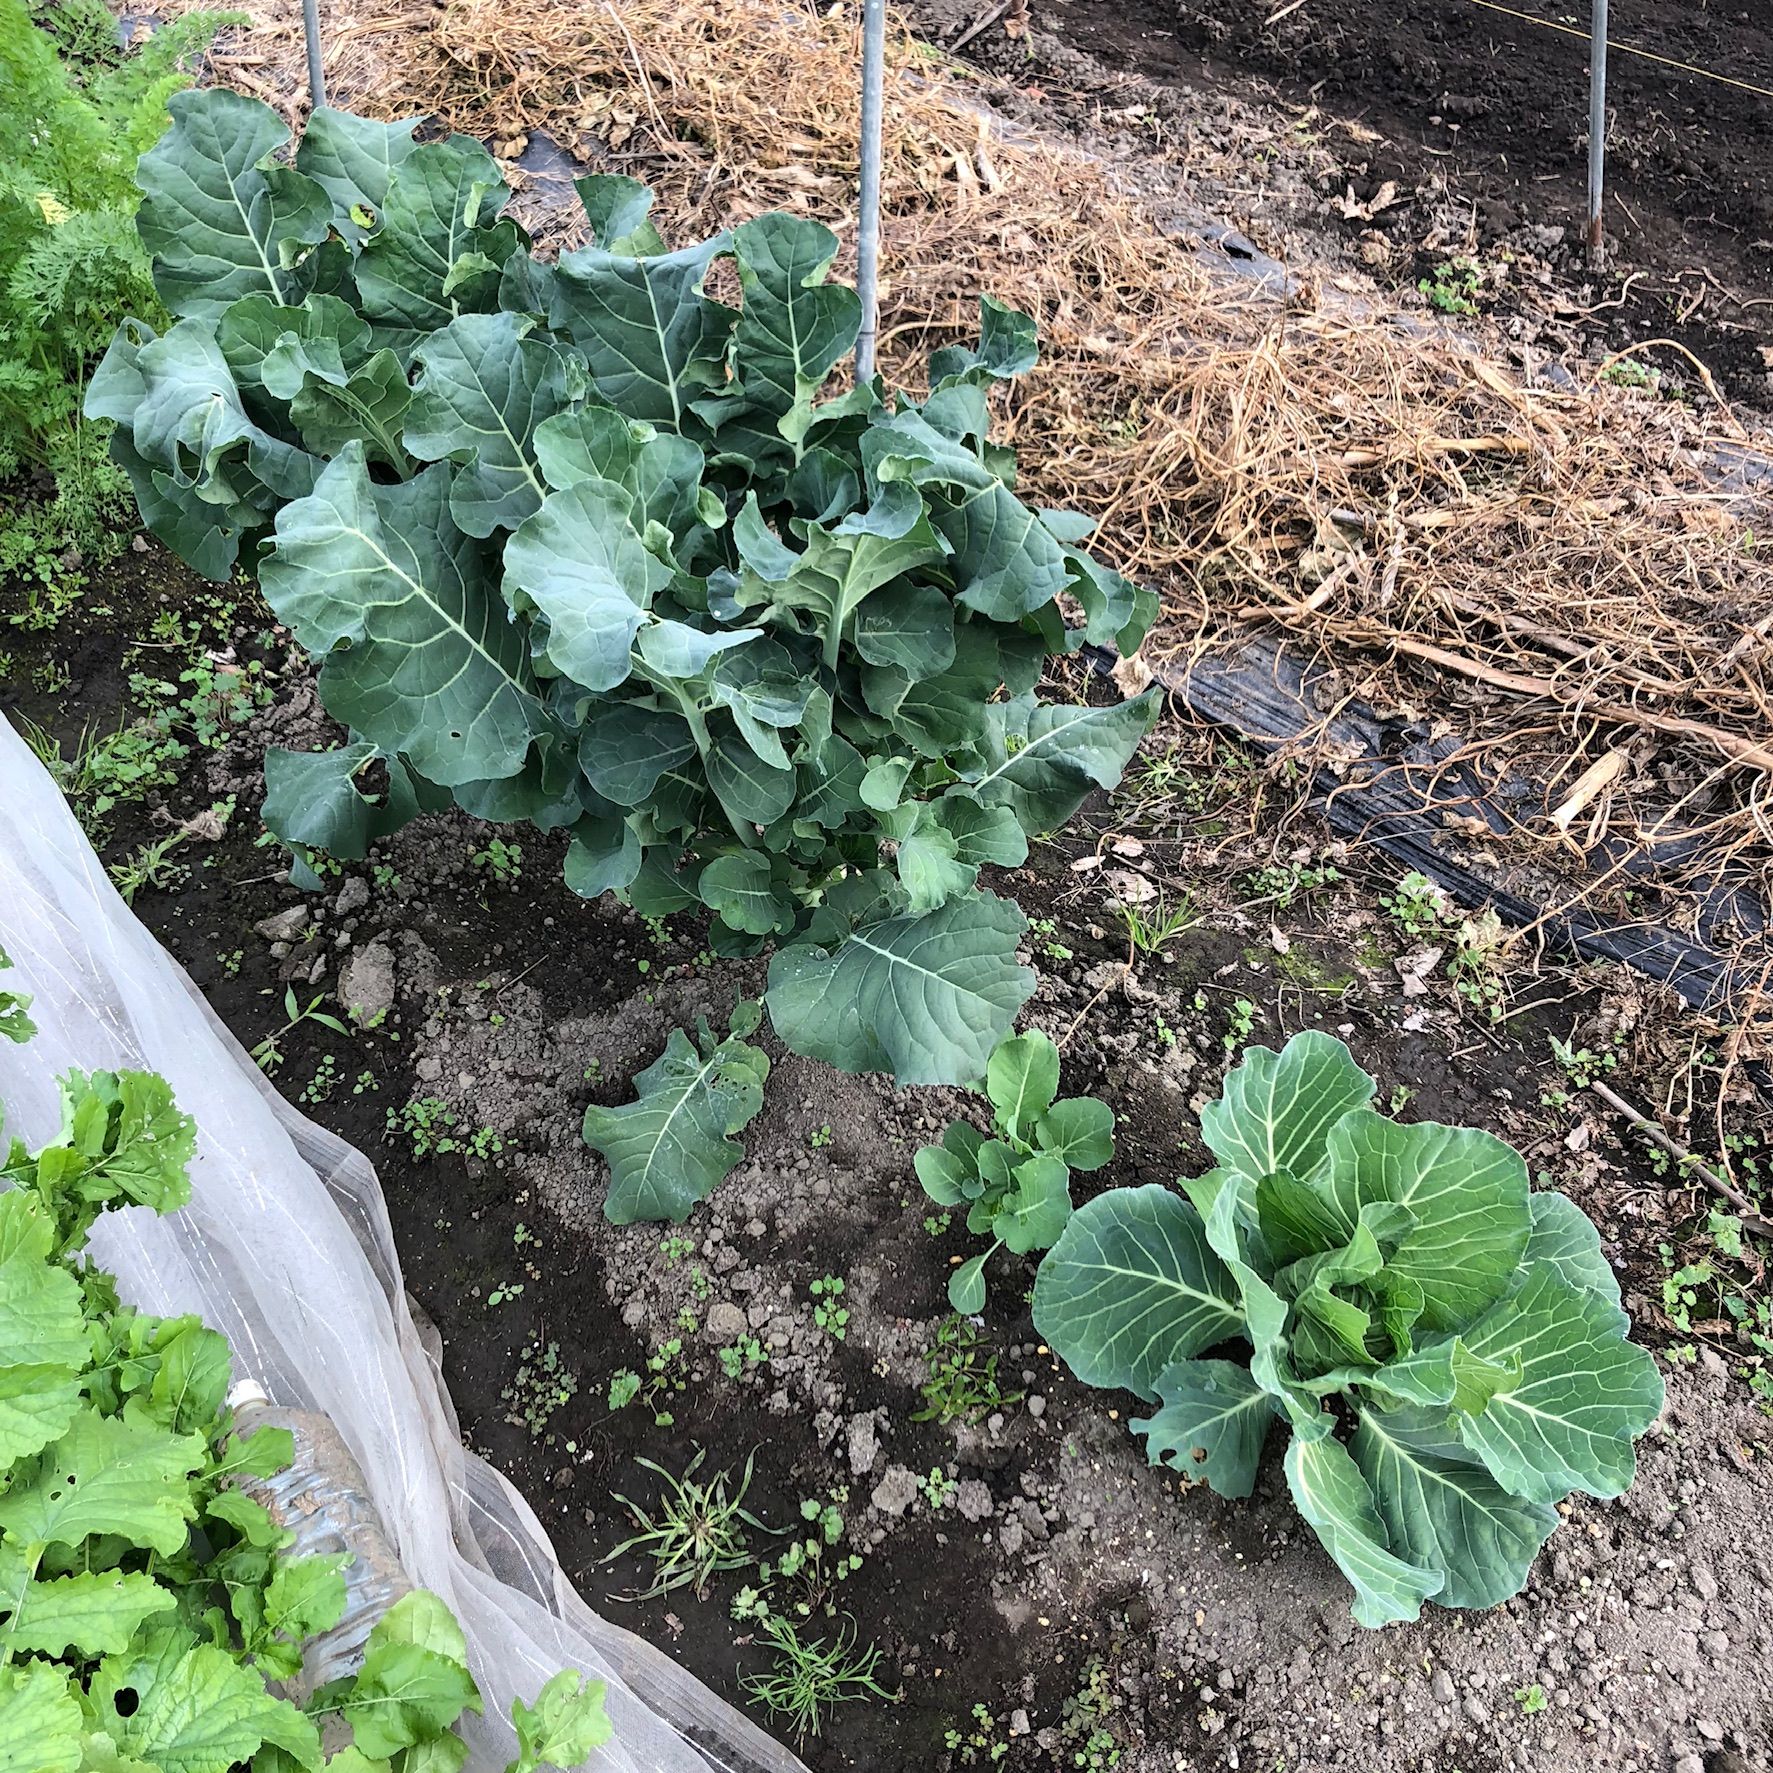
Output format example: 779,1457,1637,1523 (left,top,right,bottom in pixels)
0,715,808,1773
